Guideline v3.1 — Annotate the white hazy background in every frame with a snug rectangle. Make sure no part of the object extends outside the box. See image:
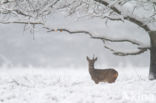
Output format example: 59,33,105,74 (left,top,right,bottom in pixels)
0,12,155,103
0,12,150,68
